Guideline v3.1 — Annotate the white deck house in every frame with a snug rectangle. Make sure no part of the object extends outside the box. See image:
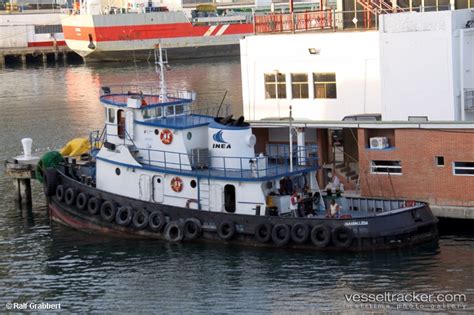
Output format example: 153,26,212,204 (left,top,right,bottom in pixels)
240,9,474,122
